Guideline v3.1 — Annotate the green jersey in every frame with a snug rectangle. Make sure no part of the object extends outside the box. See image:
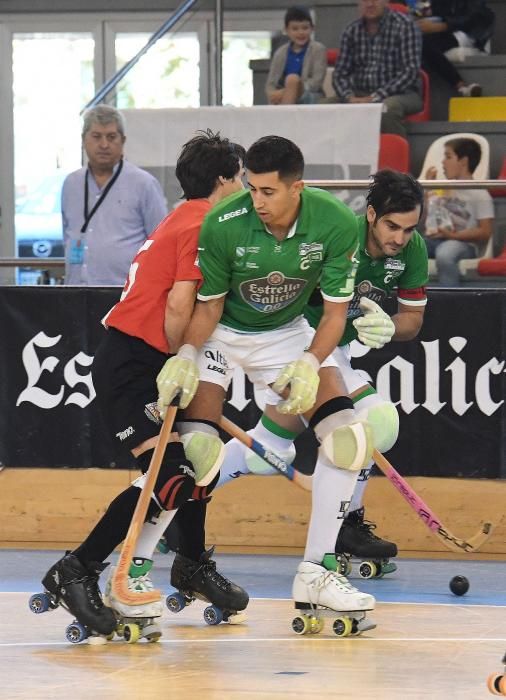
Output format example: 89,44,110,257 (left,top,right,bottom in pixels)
305,213,428,345
197,187,359,332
